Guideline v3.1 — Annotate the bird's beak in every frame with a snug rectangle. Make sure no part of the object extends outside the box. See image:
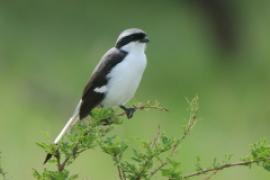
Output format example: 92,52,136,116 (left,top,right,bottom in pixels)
140,37,150,43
